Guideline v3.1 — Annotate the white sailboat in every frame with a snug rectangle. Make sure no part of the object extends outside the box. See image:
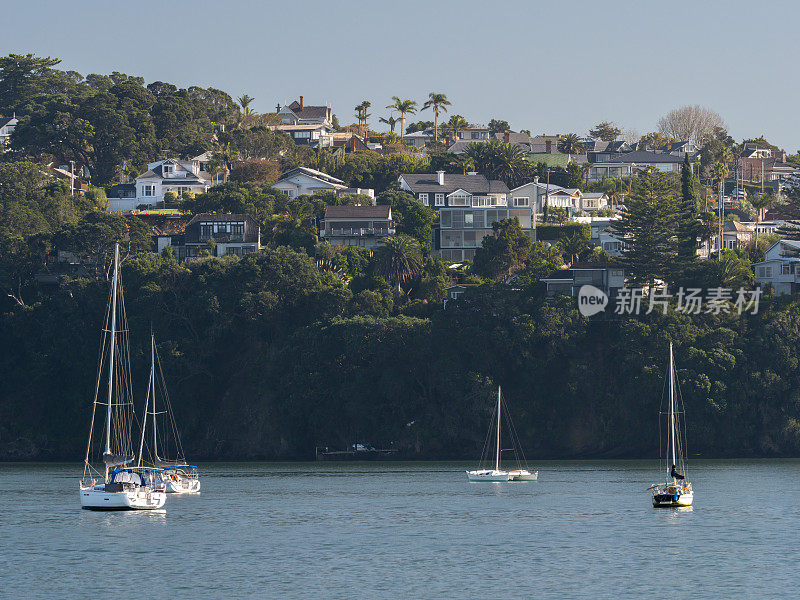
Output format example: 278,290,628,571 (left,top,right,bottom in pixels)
79,243,167,510
138,333,201,494
467,386,538,482
650,342,694,508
